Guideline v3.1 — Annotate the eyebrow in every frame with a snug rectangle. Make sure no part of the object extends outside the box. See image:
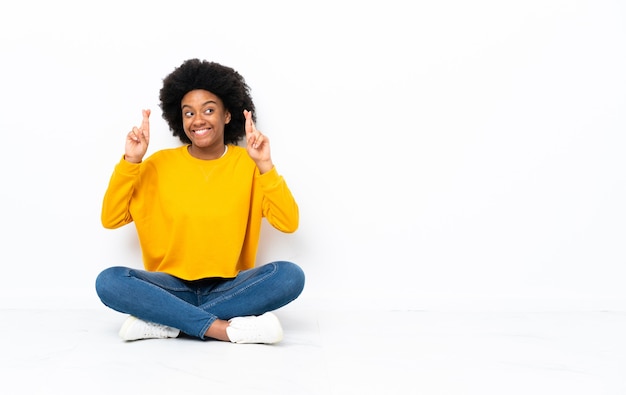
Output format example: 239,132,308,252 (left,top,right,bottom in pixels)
181,100,218,109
